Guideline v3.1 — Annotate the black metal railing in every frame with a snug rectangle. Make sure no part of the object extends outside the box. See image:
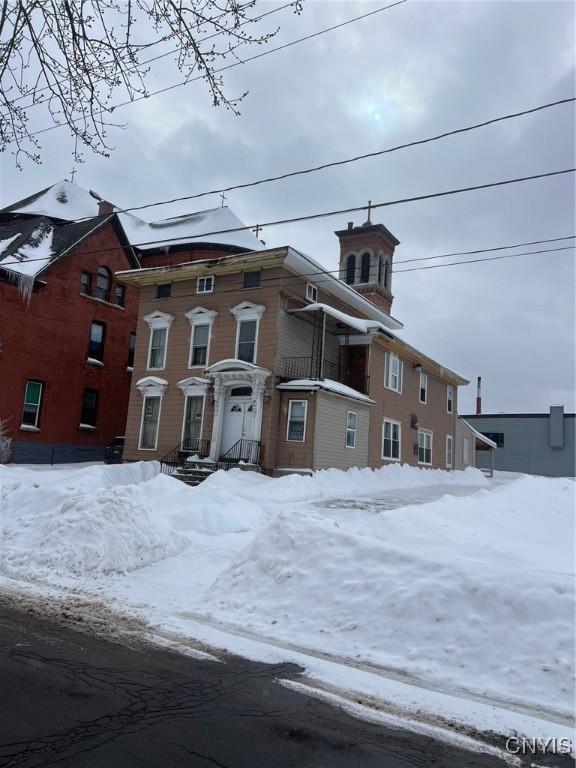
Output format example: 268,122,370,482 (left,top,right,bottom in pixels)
280,357,370,395
160,438,211,475
219,438,261,465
